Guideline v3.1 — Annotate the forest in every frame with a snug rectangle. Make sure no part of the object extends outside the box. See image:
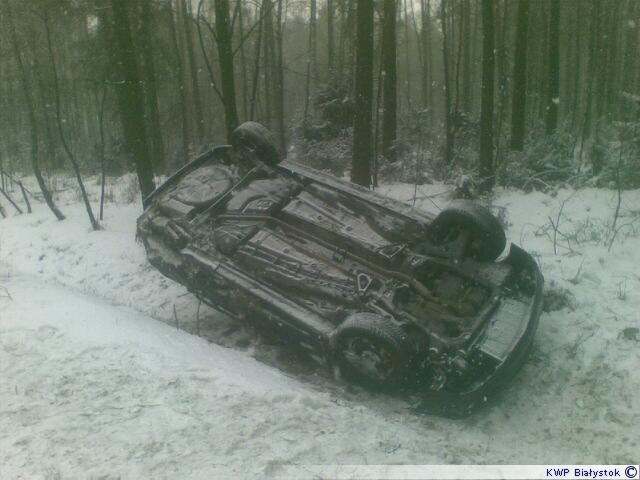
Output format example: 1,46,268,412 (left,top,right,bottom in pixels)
1,0,639,225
